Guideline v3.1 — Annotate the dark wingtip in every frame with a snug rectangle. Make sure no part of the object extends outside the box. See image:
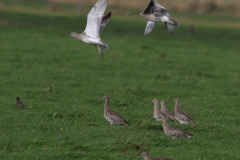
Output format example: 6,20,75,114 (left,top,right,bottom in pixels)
104,12,111,19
